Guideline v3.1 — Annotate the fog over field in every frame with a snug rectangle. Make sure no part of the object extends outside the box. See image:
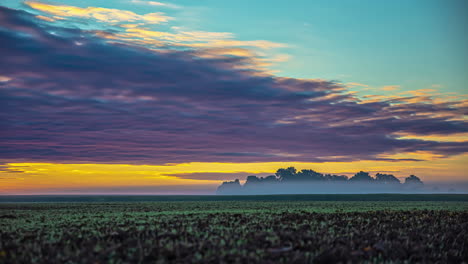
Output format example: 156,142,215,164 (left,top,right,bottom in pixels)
217,167,468,195
217,182,468,195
